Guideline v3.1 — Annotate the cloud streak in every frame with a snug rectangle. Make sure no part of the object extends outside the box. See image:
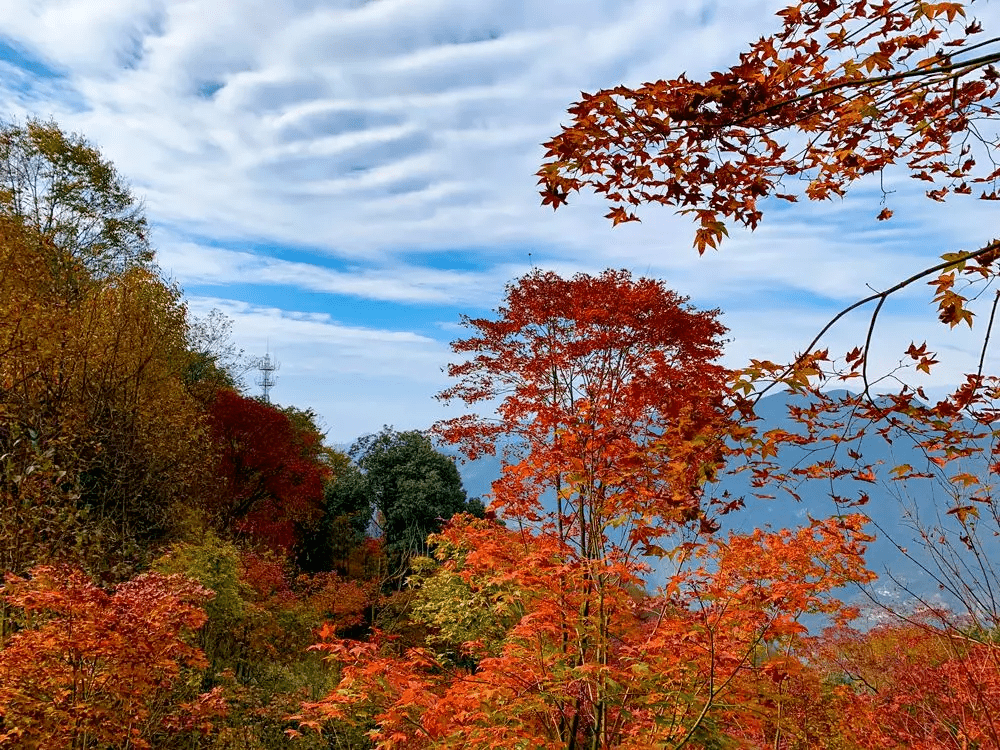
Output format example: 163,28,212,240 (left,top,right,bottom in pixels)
4,0,1000,438
158,238,507,305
